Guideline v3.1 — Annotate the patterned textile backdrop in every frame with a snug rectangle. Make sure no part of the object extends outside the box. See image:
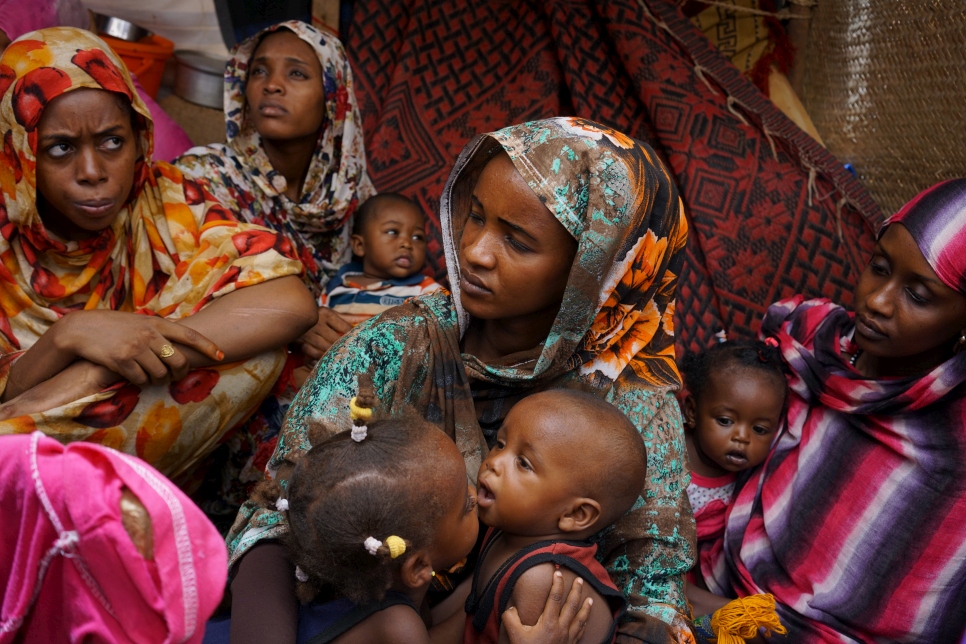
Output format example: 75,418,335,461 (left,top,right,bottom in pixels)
345,0,881,354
